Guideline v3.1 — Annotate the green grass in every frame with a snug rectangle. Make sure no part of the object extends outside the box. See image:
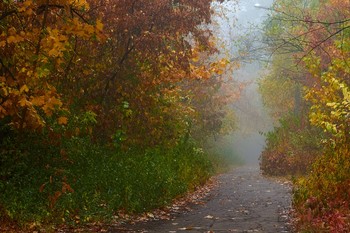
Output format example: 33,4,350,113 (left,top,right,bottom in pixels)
0,135,215,229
